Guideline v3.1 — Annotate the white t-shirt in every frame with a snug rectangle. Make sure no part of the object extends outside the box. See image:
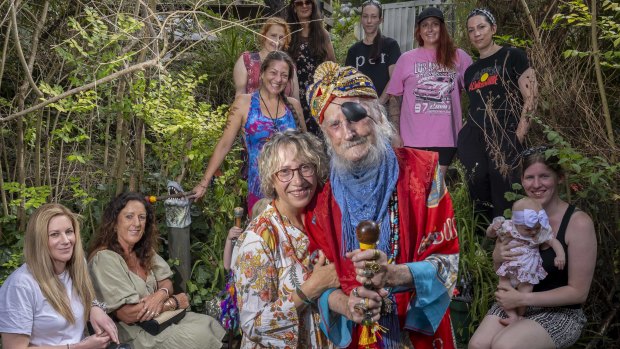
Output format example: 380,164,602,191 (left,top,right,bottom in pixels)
0,264,85,346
